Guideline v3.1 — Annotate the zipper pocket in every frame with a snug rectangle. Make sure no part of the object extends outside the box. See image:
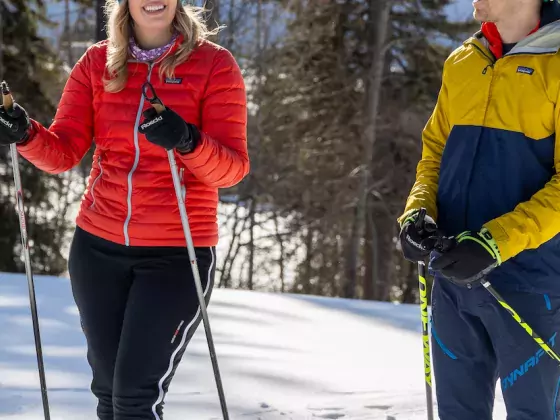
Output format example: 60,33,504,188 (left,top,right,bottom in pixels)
89,154,104,209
